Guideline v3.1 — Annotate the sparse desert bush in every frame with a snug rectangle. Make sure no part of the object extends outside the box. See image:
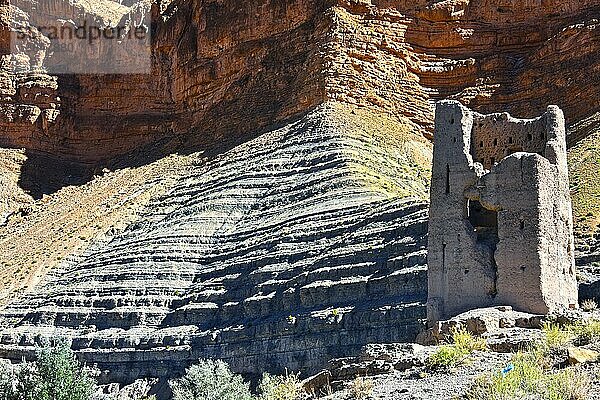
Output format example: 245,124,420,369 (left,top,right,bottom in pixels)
542,322,573,351
0,341,97,400
467,321,598,400
467,352,543,400
466,350,591,400
350,377,373,400
545,367,591,400
257,371,302,400
570,319,600,345
452,328,487,352
426,329,486,370
426,345,467,370
541,319,600,348
169,359,253,400
581,299,598,312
